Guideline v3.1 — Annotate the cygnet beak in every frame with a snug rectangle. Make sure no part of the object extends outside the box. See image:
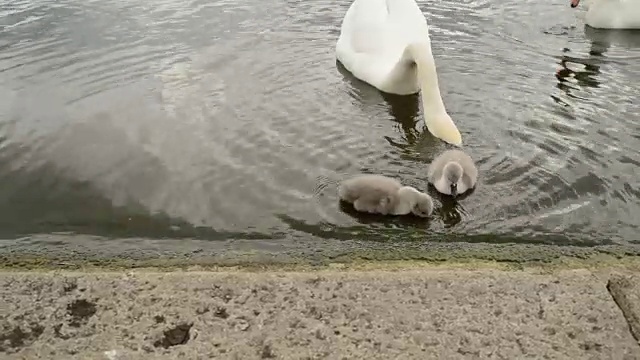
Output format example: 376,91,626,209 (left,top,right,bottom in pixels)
450,184,458,198
570,0,580,8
